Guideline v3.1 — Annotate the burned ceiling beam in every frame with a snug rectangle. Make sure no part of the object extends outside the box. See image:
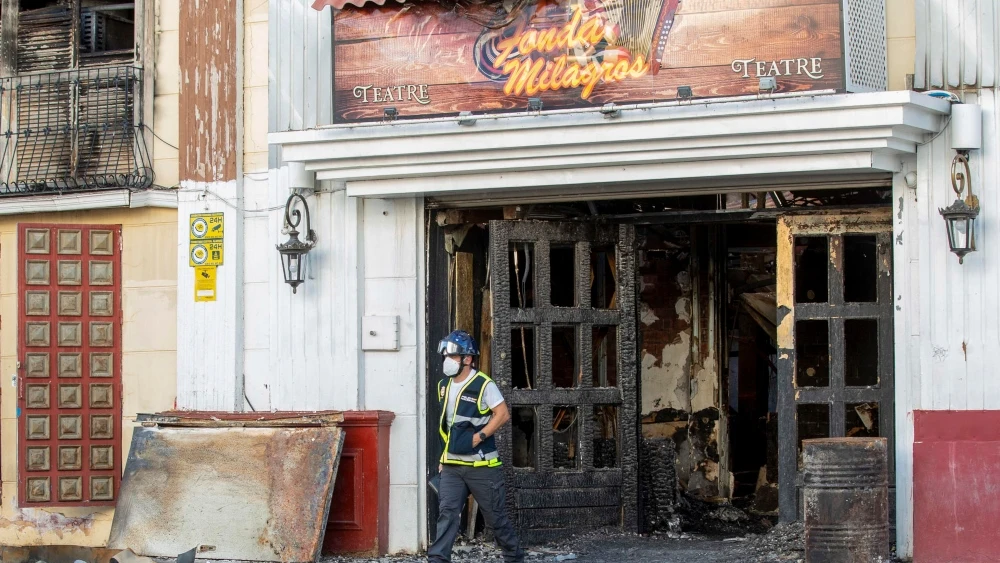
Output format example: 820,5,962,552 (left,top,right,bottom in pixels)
596,209,782,225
